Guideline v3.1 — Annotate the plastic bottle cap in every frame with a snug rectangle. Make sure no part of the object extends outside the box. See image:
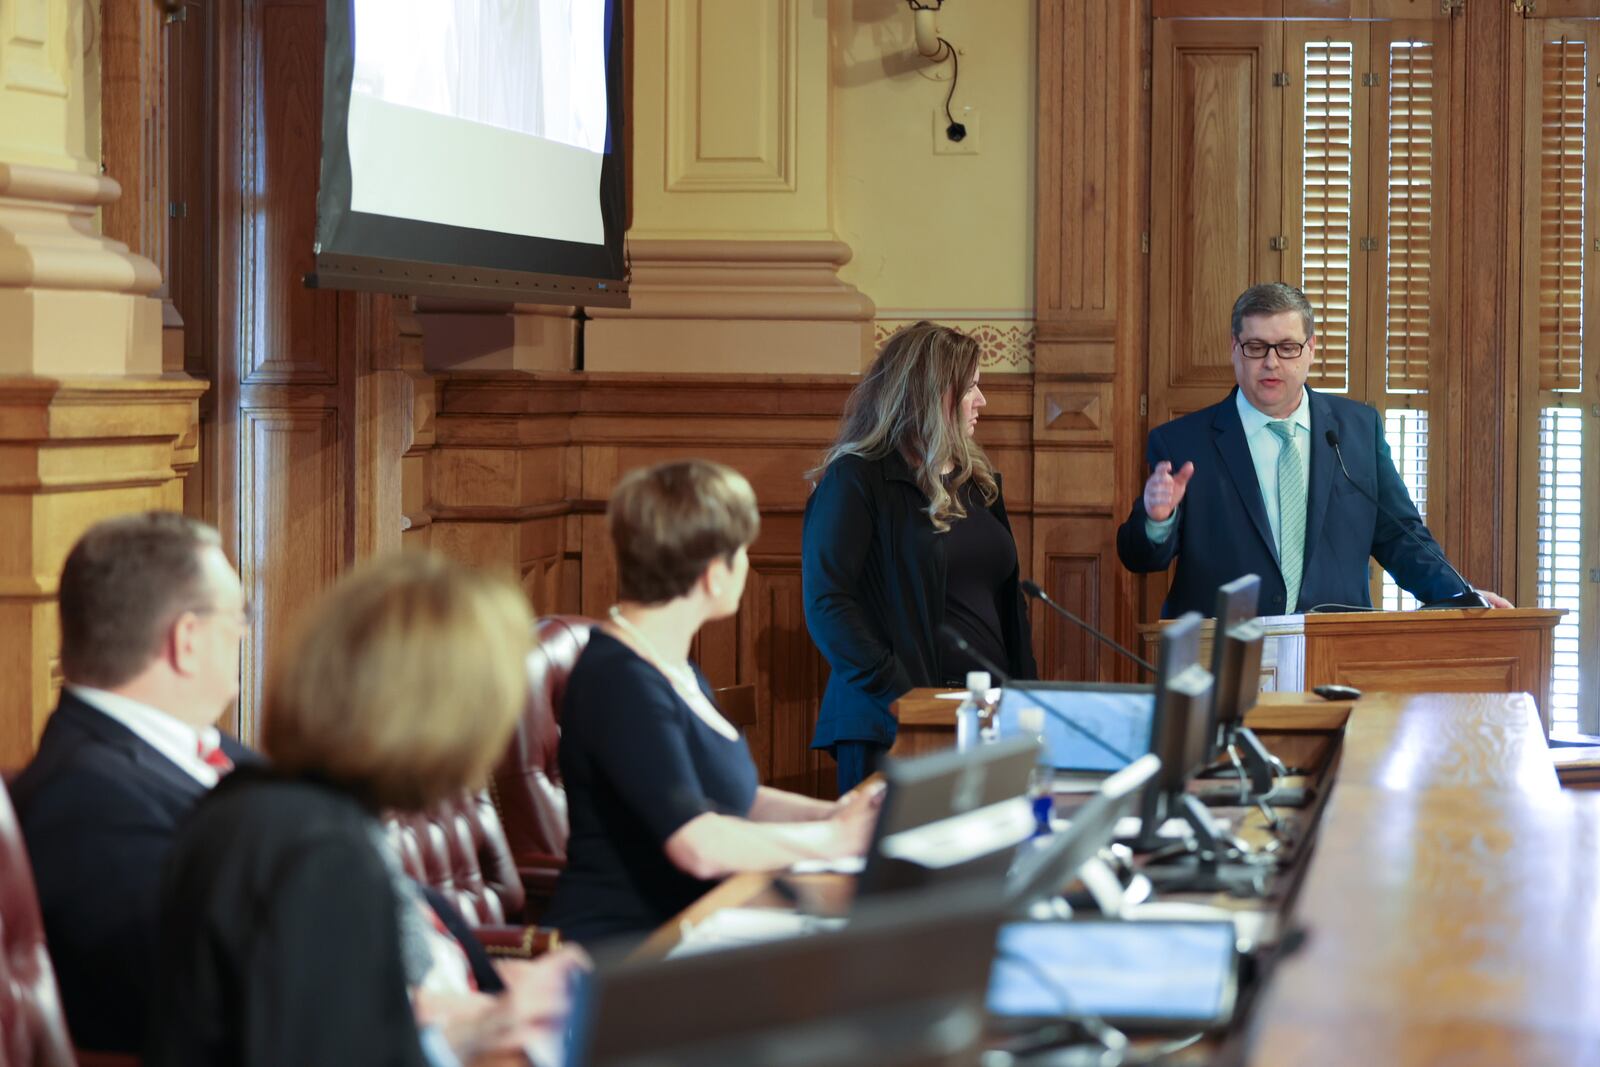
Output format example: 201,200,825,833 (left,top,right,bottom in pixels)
965,671,991,694
1018,706,1045,733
